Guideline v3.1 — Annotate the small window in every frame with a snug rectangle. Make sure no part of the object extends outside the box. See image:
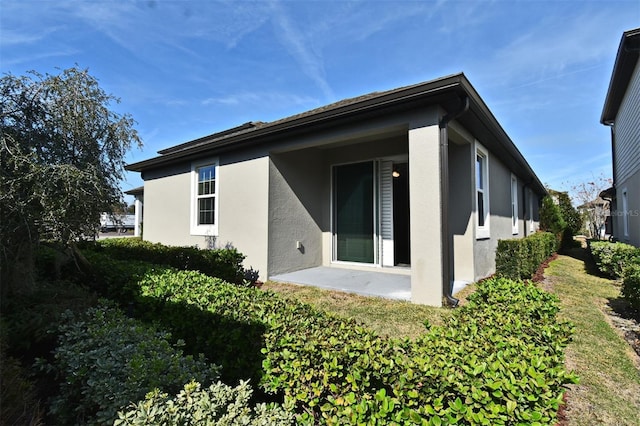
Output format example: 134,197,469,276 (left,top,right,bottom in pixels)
511,174,518,235
191,159,219,235
475,142,490,239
